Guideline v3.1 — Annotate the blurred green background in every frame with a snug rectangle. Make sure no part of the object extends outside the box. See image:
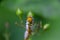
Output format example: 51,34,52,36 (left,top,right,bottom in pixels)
0,0,60,40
